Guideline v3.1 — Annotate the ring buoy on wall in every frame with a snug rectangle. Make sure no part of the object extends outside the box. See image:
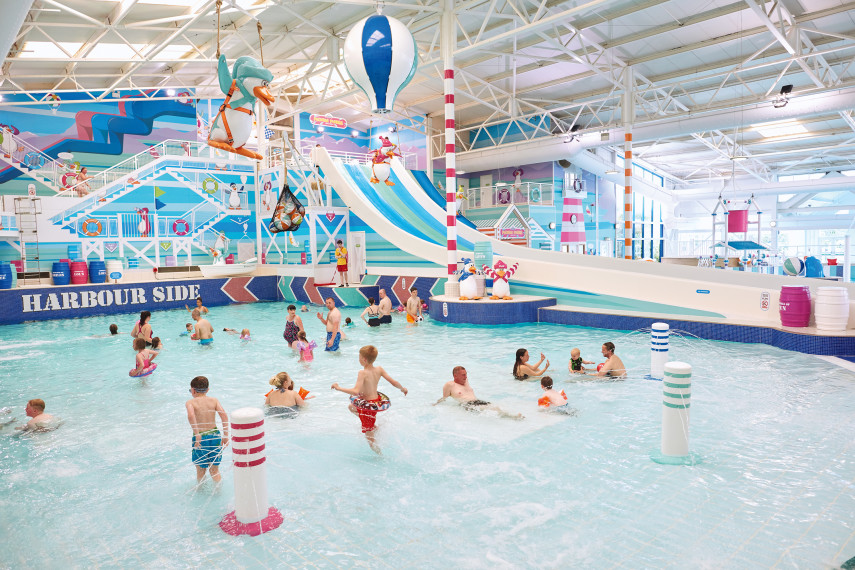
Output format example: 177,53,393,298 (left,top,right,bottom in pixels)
82,218,102,237
61,172,78,189
173,219,190,236
529,187,541,203
263,180,272,192
202,177,218,195
497,187,511,204
23,152,45,169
